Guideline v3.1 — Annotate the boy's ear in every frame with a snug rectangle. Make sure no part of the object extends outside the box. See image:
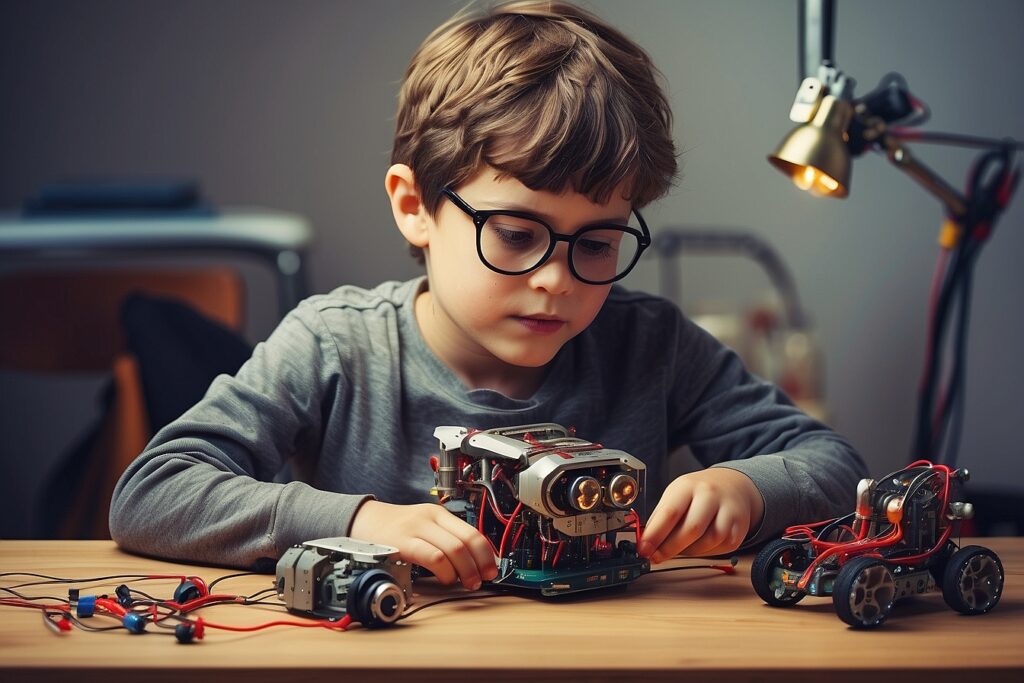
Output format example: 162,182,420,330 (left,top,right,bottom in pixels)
385,164,430,248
